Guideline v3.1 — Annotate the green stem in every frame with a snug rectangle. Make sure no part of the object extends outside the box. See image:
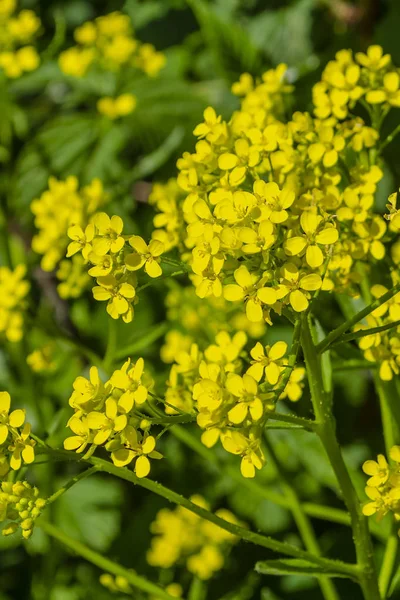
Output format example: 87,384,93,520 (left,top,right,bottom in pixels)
330,321,400,349
316,284,400,354
374,375,399,459
188,577,207,600
137,269,188,293
378,123,400,154
264,434,340,600
37,447,357,576
301,317,380,600
332,359,377,372
46,466,98,505
267,411,316,432
37,521,179,600
170,426,385,541
378,523,399,599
